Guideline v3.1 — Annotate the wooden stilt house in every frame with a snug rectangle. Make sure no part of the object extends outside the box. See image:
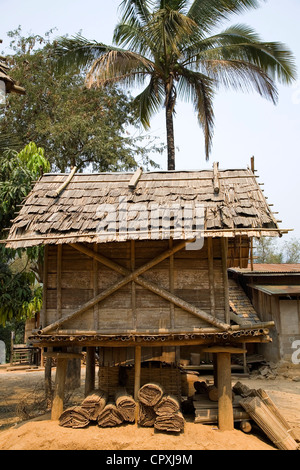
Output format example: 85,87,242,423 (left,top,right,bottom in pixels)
5,162,286,429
